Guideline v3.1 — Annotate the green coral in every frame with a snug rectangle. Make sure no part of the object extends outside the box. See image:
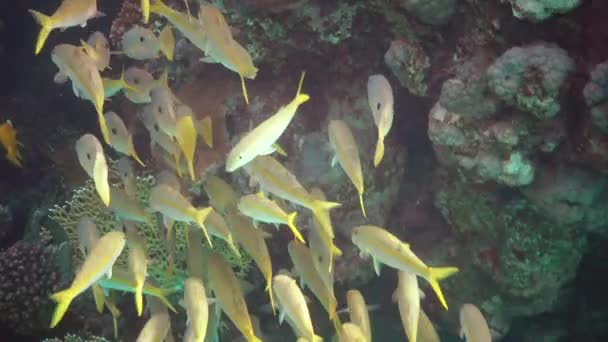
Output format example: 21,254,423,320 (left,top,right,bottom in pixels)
48,175,252,289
